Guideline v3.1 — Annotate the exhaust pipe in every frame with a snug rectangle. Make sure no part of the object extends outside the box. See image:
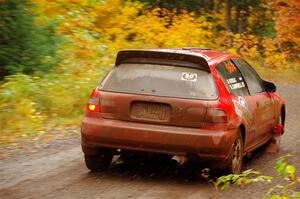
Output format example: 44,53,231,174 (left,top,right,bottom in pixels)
171,155,188,165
